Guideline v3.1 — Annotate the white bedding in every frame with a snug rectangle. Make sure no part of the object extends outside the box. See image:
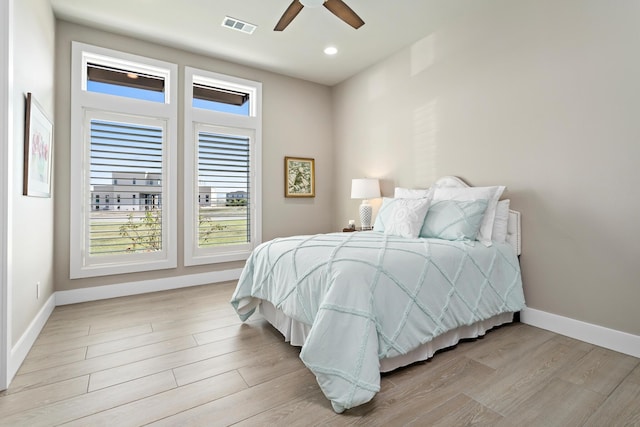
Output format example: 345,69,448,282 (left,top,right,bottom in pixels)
231,231,525,412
